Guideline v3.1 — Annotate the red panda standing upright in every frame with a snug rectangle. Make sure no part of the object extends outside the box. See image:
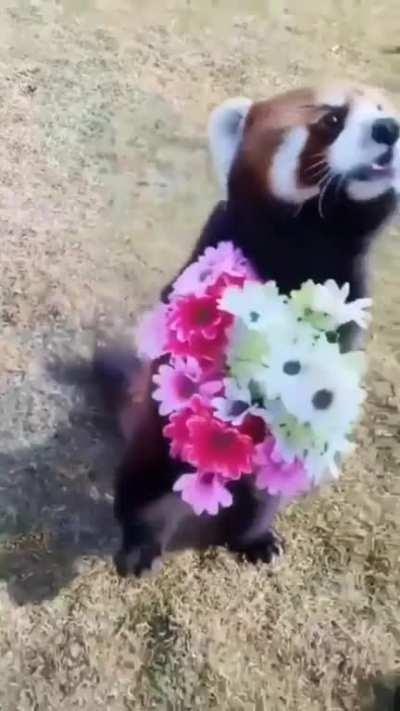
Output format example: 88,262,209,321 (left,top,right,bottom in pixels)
95,81,400,576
